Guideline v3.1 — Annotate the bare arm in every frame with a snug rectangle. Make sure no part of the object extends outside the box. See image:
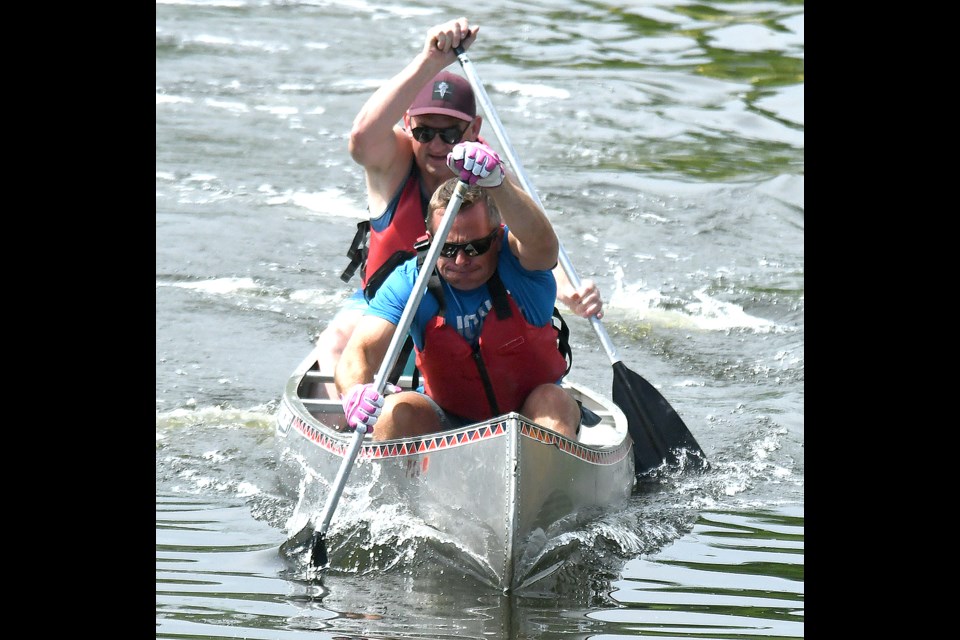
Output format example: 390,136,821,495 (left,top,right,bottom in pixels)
488,175,559,272
348,18,478,213
334,315,398,396
450,143,603,316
